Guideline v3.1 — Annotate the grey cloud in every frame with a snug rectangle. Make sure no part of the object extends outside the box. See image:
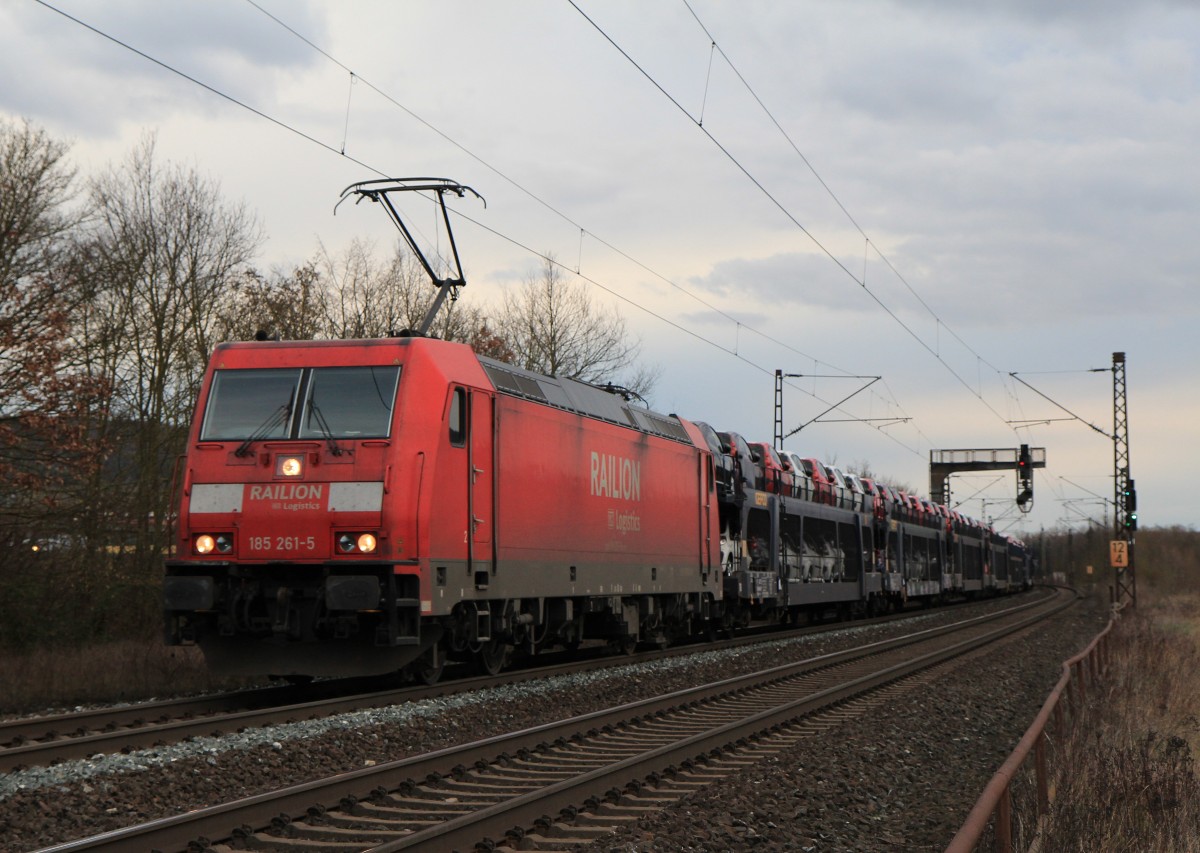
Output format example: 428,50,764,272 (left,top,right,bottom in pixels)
0,0,326,135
